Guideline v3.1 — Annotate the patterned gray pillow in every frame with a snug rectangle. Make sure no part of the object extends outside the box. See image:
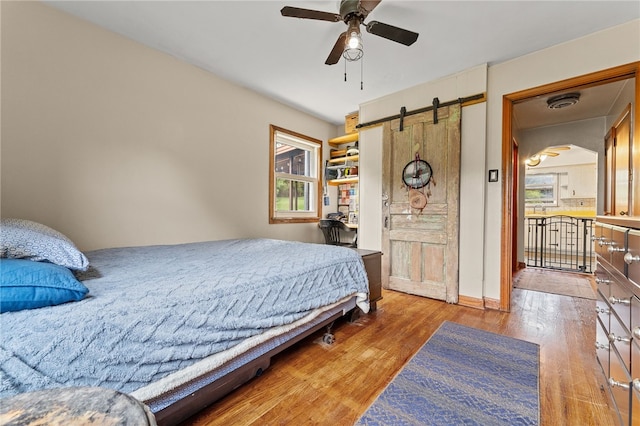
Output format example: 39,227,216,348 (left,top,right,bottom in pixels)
0,218,89,271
